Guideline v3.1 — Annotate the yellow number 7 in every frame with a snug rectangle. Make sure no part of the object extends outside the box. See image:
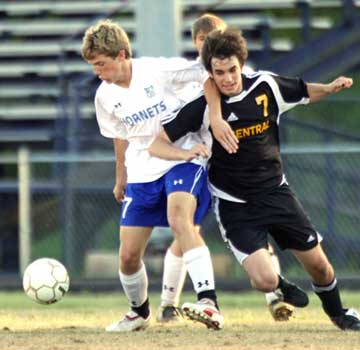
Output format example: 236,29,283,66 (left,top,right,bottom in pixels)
256,94,269,117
